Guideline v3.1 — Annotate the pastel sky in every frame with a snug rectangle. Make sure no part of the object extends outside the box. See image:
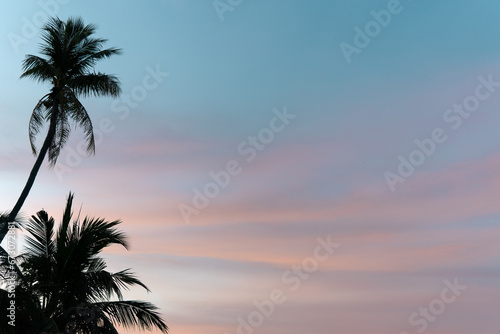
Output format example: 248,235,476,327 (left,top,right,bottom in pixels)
2,0,500,333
